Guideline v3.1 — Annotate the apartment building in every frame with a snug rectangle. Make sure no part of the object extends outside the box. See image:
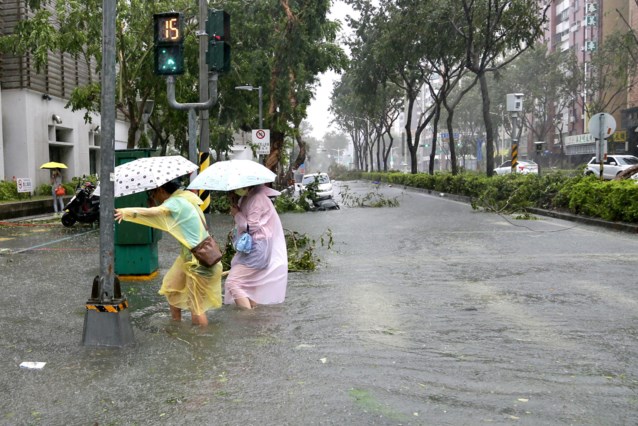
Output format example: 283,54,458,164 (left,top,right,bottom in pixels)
0,0,129,187
544,0,637,161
